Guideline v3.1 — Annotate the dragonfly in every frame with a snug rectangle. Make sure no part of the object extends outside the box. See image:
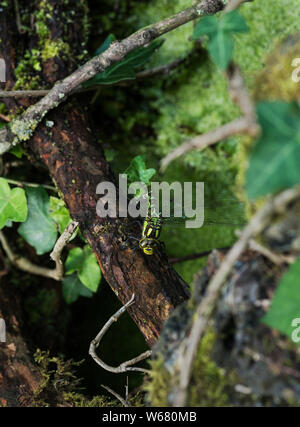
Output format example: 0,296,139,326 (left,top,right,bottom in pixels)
124,195,246,256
